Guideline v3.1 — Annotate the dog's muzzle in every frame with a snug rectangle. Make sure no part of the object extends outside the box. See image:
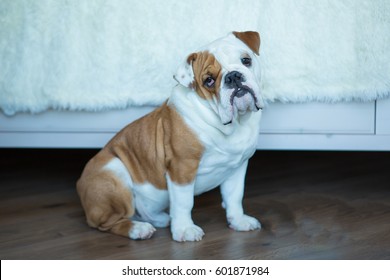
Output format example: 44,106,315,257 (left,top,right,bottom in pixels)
225,71,262,111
